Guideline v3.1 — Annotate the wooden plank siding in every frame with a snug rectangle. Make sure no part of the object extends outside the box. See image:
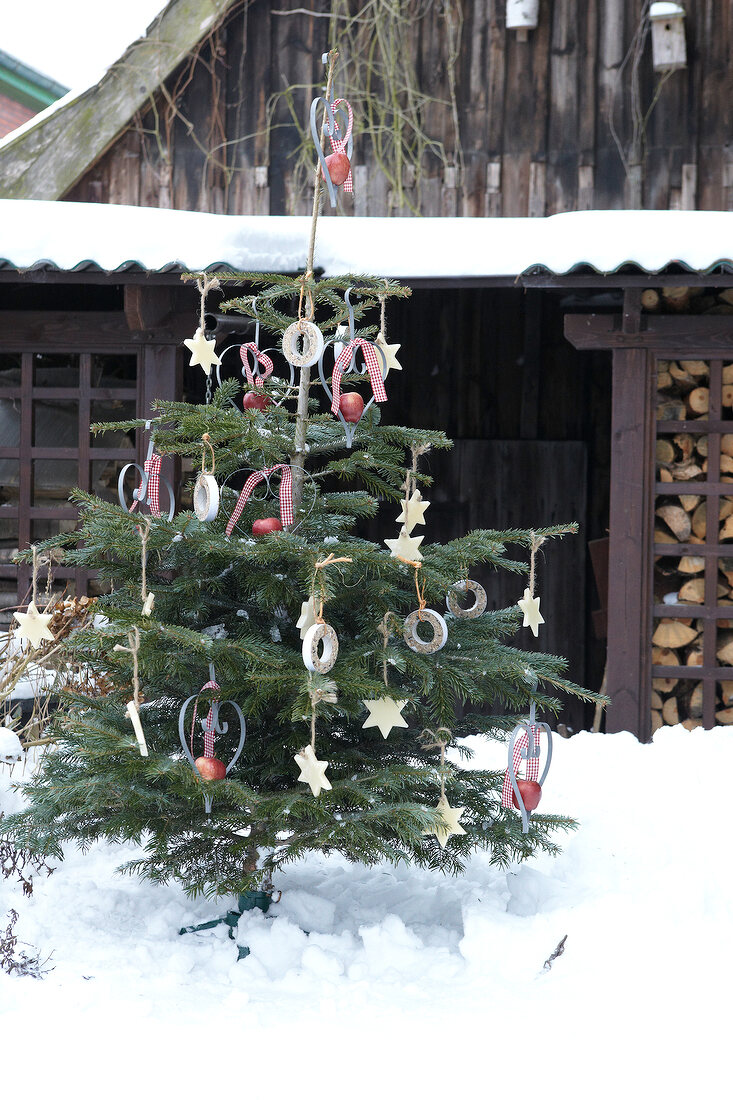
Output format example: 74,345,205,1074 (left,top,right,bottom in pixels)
65,0,733,218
